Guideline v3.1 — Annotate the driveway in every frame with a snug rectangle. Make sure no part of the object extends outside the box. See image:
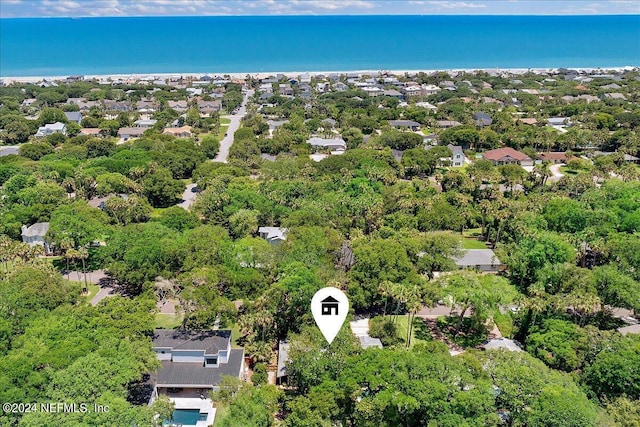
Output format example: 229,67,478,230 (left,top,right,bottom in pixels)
177,183,198,210
548,163,565,182
0,146,19,156
212,90,253,163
